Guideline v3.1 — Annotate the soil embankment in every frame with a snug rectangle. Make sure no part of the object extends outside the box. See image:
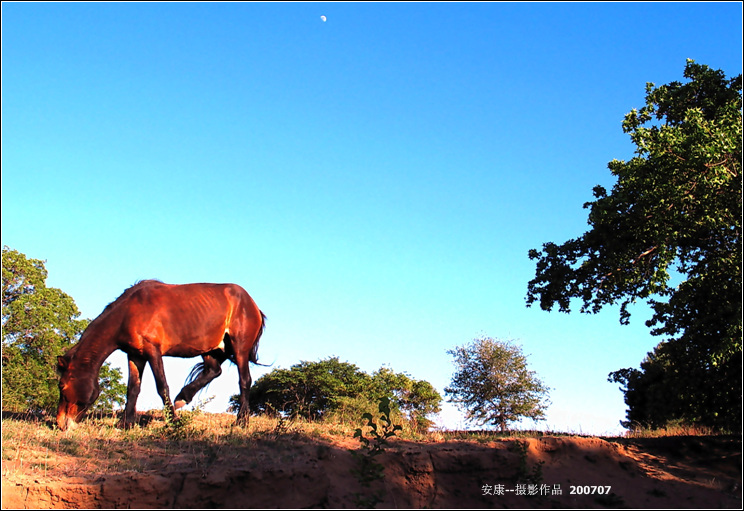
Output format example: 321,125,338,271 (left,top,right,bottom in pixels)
2,432,741,508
